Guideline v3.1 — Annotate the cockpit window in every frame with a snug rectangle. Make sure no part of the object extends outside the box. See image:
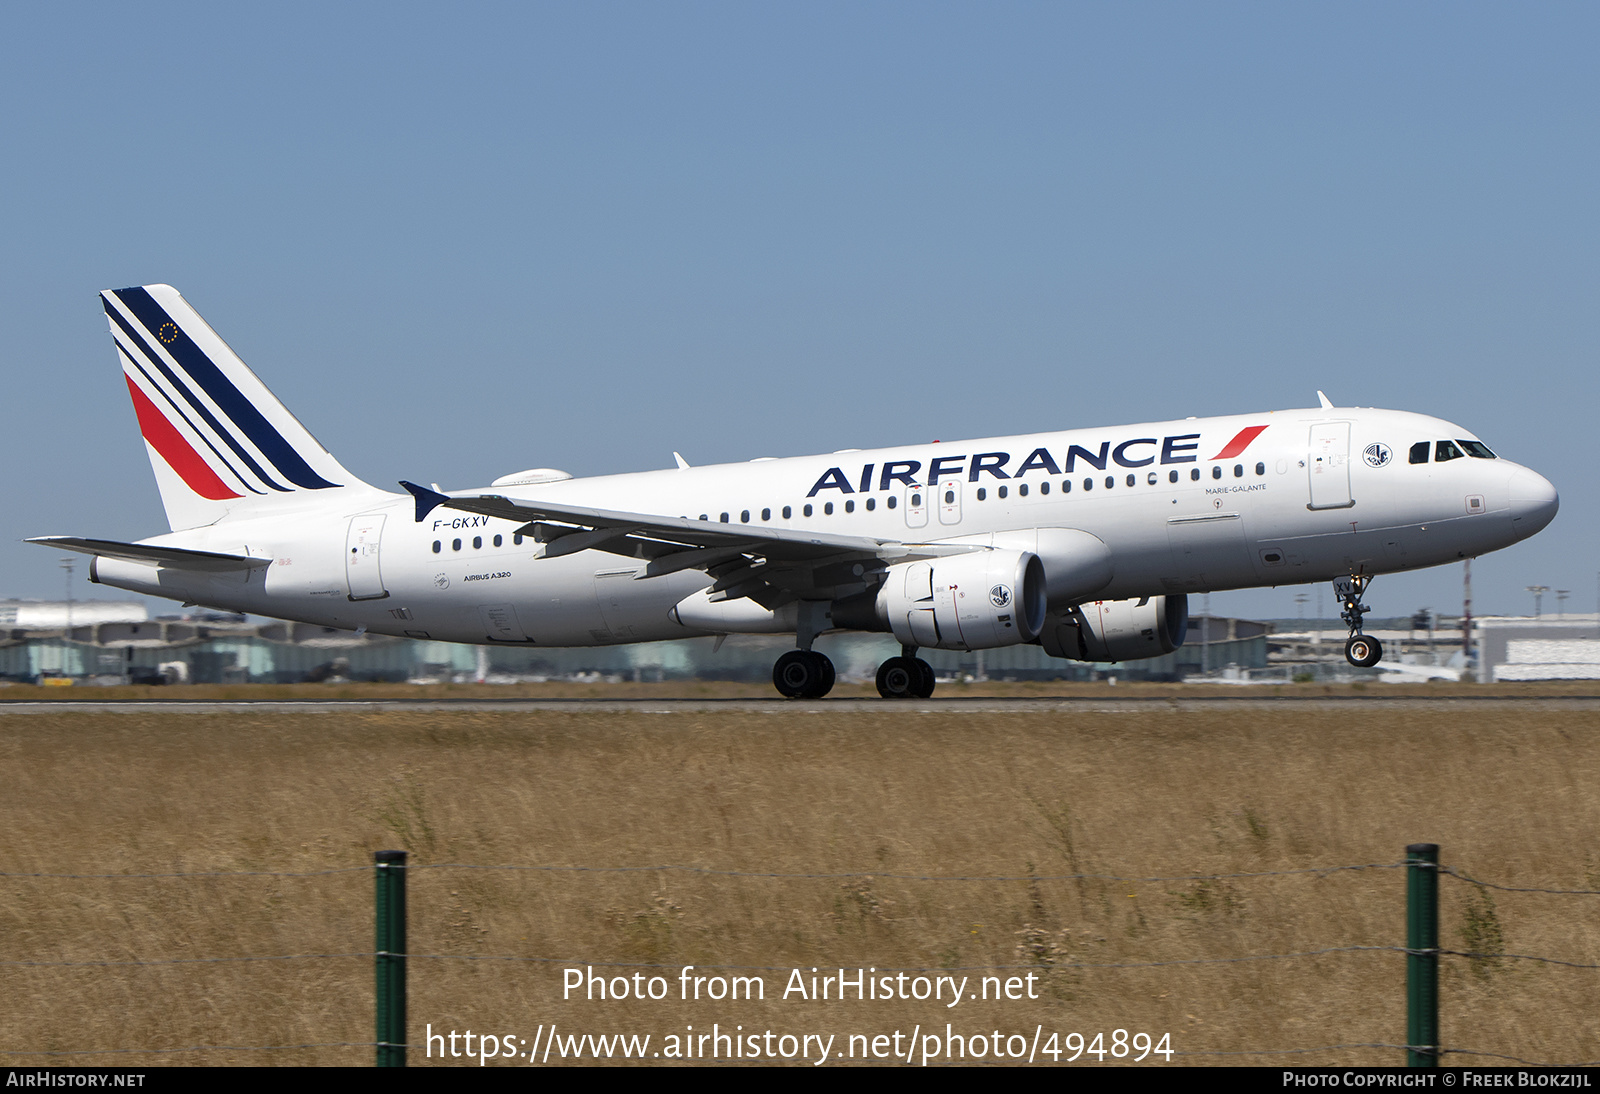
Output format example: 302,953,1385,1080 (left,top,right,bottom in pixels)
1435,440,1464,462
1409,442,1430,465
1458,440,1497,459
